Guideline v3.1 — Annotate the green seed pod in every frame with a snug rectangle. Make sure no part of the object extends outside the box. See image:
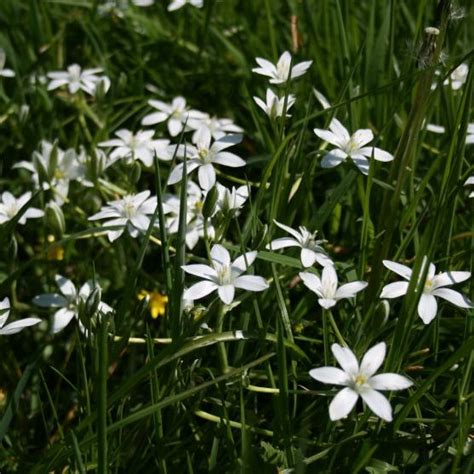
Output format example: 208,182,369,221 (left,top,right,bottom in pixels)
202,186,218,219
45,201,66,236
